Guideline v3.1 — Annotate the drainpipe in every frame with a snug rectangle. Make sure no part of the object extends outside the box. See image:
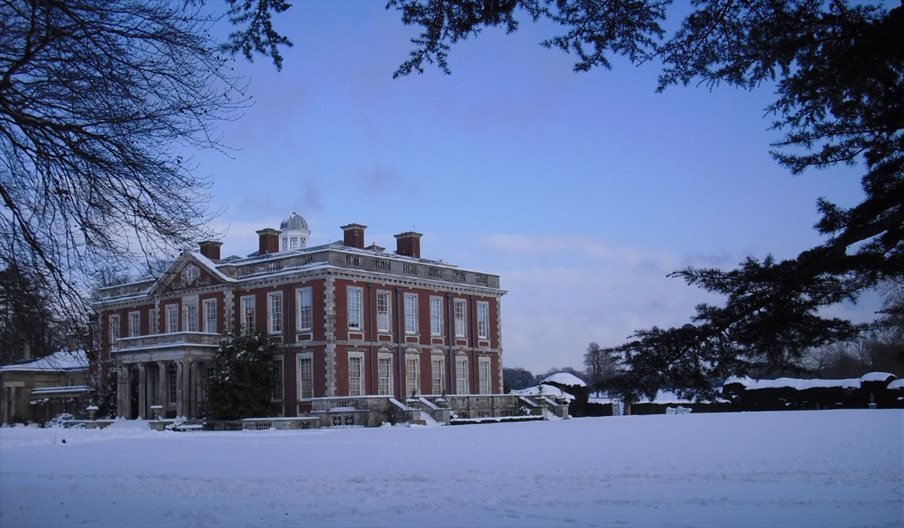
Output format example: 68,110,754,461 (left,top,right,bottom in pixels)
395,287,403,399
446,292,454,395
